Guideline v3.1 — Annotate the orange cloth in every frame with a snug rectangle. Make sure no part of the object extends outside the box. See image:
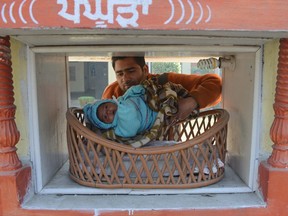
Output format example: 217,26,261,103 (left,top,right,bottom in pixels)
102,73,222,109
